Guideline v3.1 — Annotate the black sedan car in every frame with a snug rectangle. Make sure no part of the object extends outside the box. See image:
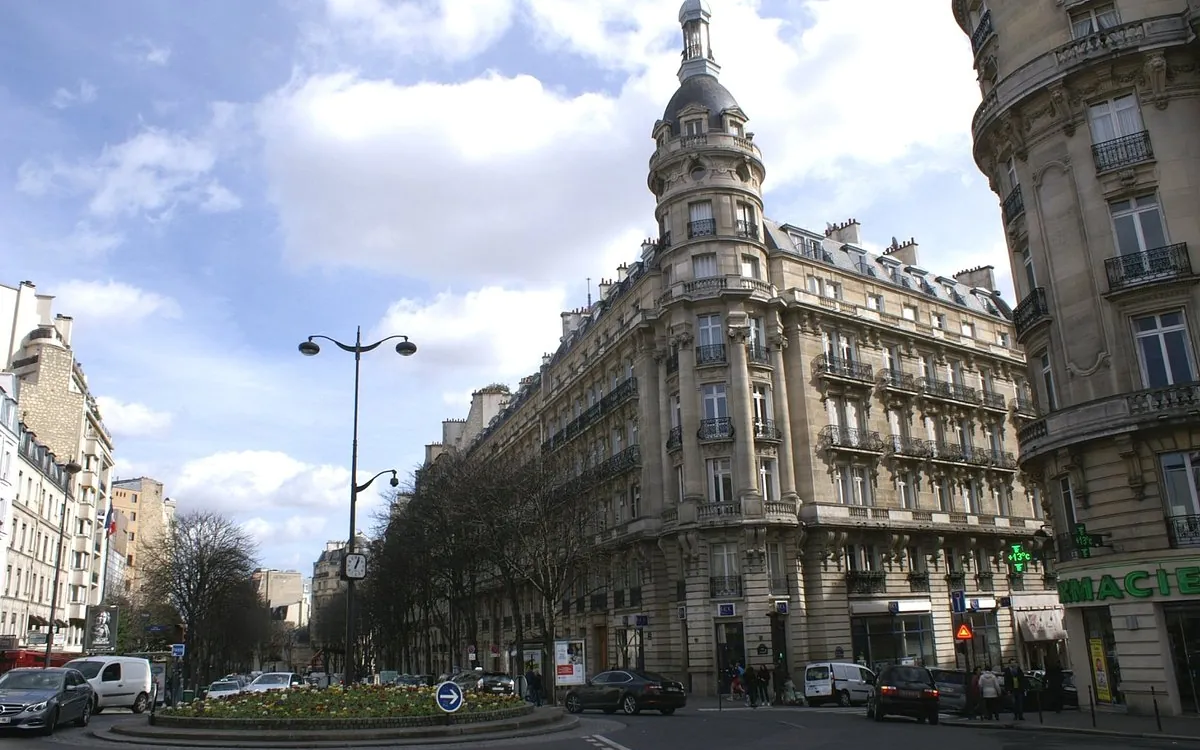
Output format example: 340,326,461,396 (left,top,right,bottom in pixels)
0,667,94,735
564,669,686,716
474,672,516,695
867,665,940,724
